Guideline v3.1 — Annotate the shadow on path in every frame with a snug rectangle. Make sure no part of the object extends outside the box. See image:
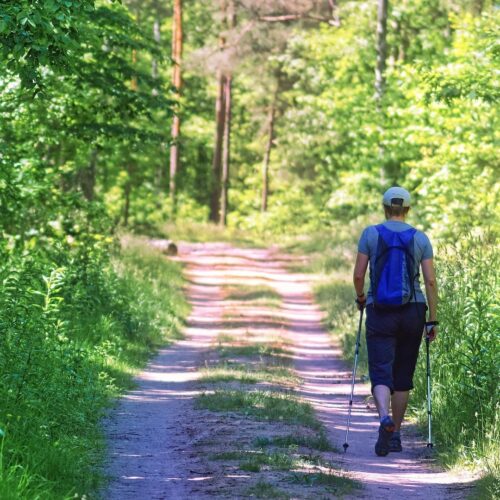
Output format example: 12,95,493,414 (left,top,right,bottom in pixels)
103,241,476,499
